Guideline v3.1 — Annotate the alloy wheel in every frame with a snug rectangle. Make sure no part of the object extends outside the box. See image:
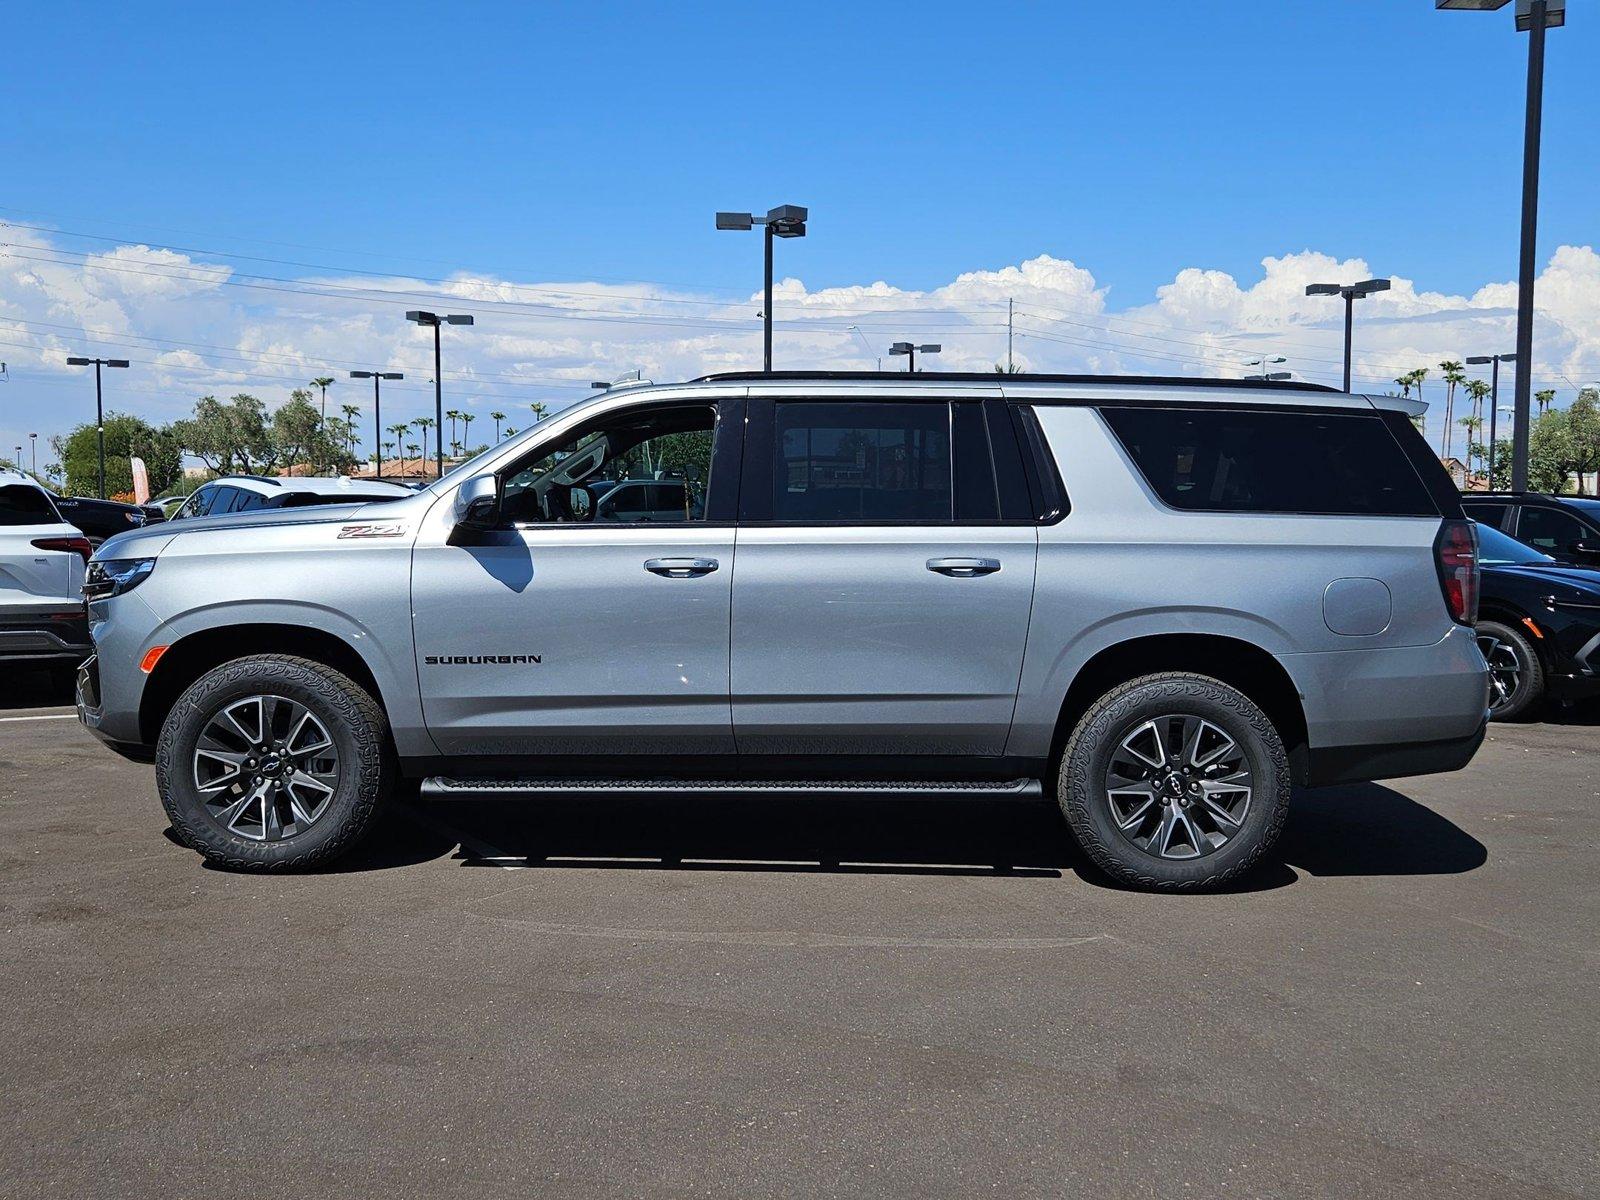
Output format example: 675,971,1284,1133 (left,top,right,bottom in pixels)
1104,714,1254,861
191,695,341,841
1476,634,1522,713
